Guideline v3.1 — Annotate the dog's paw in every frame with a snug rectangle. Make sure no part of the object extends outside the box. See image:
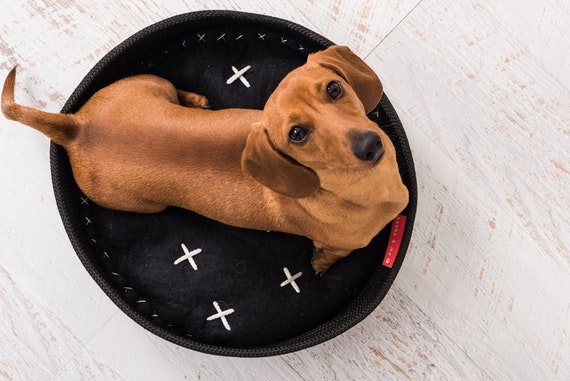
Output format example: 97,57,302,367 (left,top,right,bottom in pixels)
310,248,333,275
176,90,211,109
311,260,329,276
311,247,351,275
